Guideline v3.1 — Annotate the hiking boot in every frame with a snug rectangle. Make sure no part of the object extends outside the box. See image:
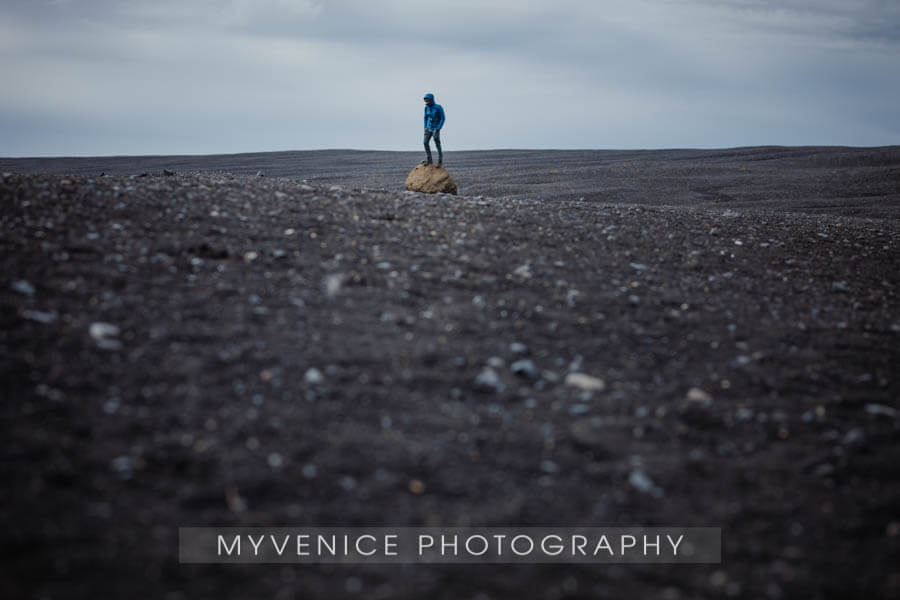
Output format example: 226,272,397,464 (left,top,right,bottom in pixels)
437,159,443,168
421,157,433,166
